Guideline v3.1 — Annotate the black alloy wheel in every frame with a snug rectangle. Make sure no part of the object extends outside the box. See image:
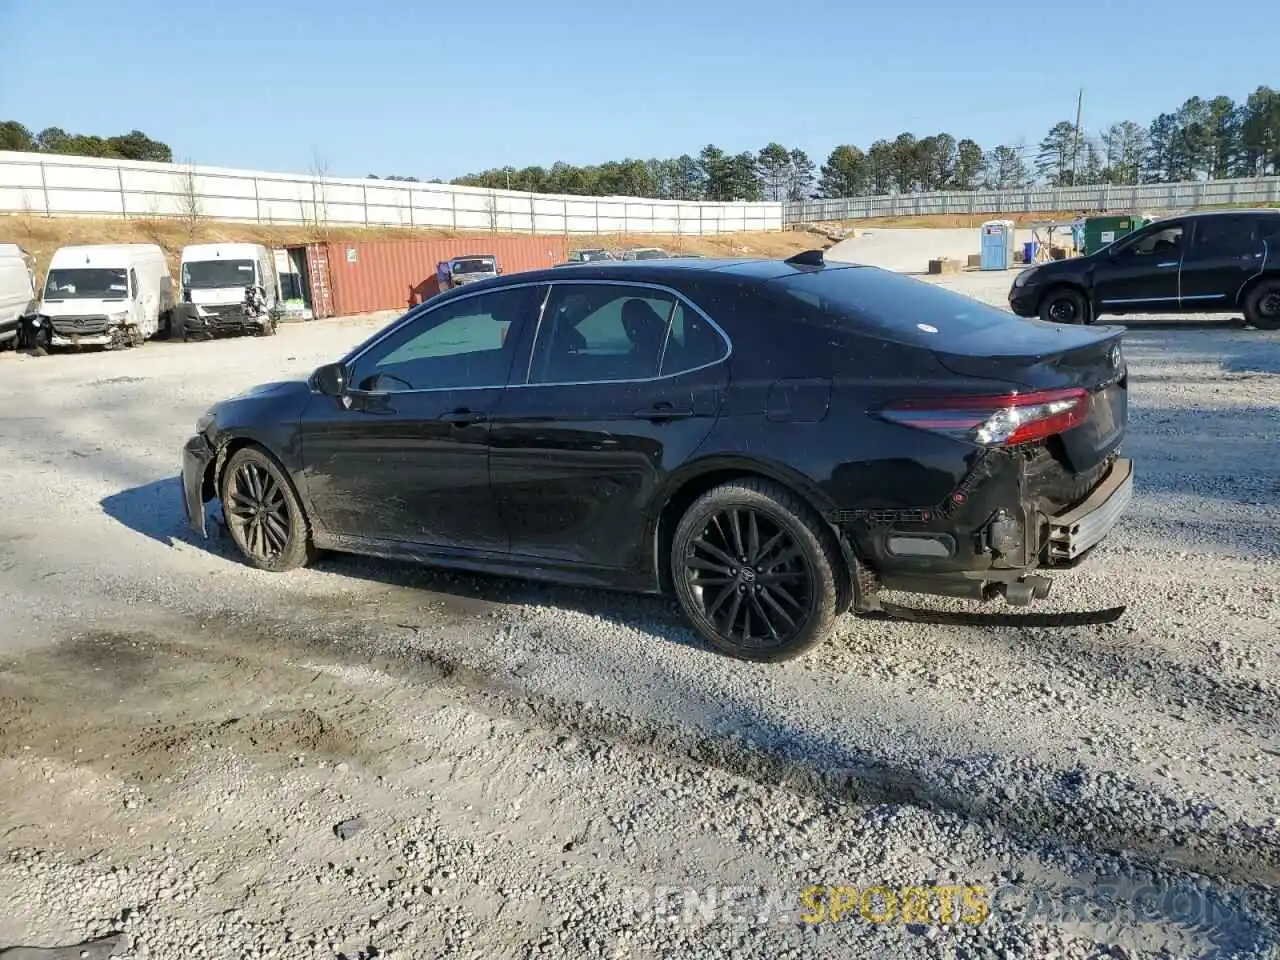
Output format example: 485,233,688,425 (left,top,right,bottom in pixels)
1040,288,1088,324
1246,281,1280,330
219,447,314,571
671,479,842,661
